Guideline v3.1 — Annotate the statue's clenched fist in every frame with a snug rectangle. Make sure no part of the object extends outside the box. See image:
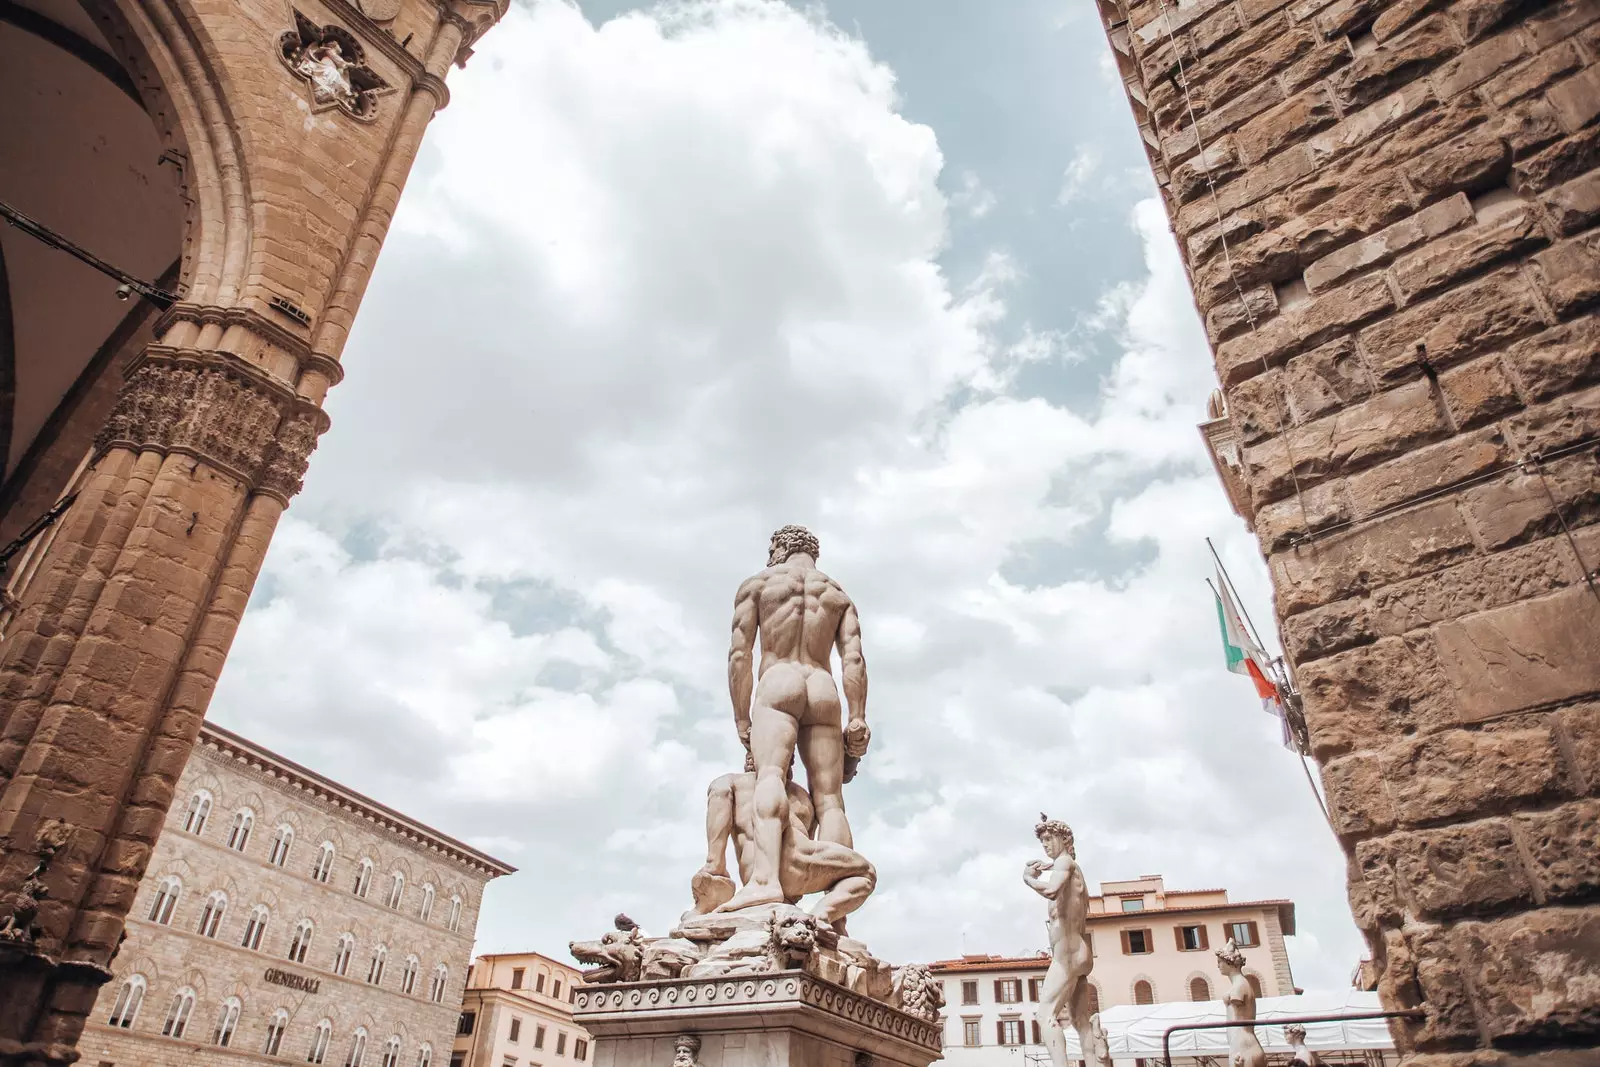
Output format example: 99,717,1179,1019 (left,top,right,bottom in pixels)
844,718,871,758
